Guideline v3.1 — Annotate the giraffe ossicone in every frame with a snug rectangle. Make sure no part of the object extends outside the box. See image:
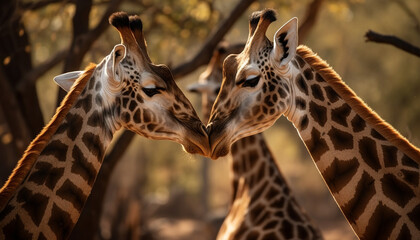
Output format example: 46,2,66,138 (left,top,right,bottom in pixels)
0,12,208,240
207,8,420,240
